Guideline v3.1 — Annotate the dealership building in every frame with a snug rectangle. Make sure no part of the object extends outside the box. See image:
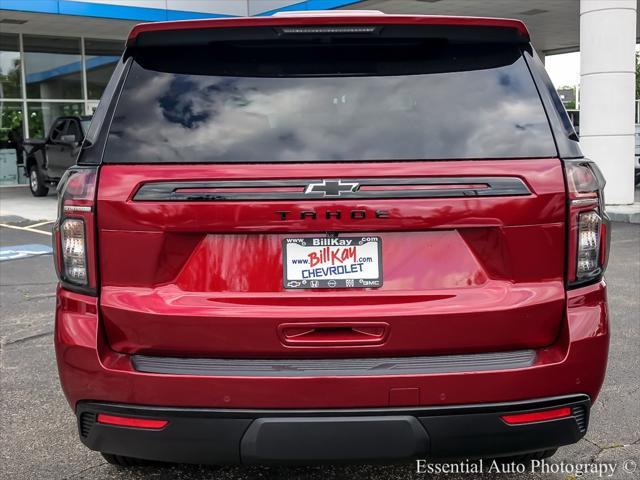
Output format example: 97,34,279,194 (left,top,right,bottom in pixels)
0,0,638,208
